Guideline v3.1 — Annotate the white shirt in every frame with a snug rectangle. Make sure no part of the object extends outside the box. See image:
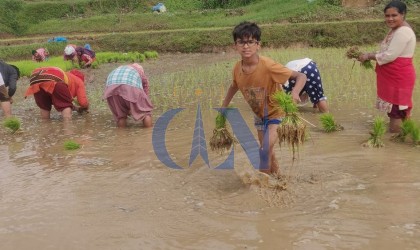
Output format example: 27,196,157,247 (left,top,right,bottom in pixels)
0,73,5,86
